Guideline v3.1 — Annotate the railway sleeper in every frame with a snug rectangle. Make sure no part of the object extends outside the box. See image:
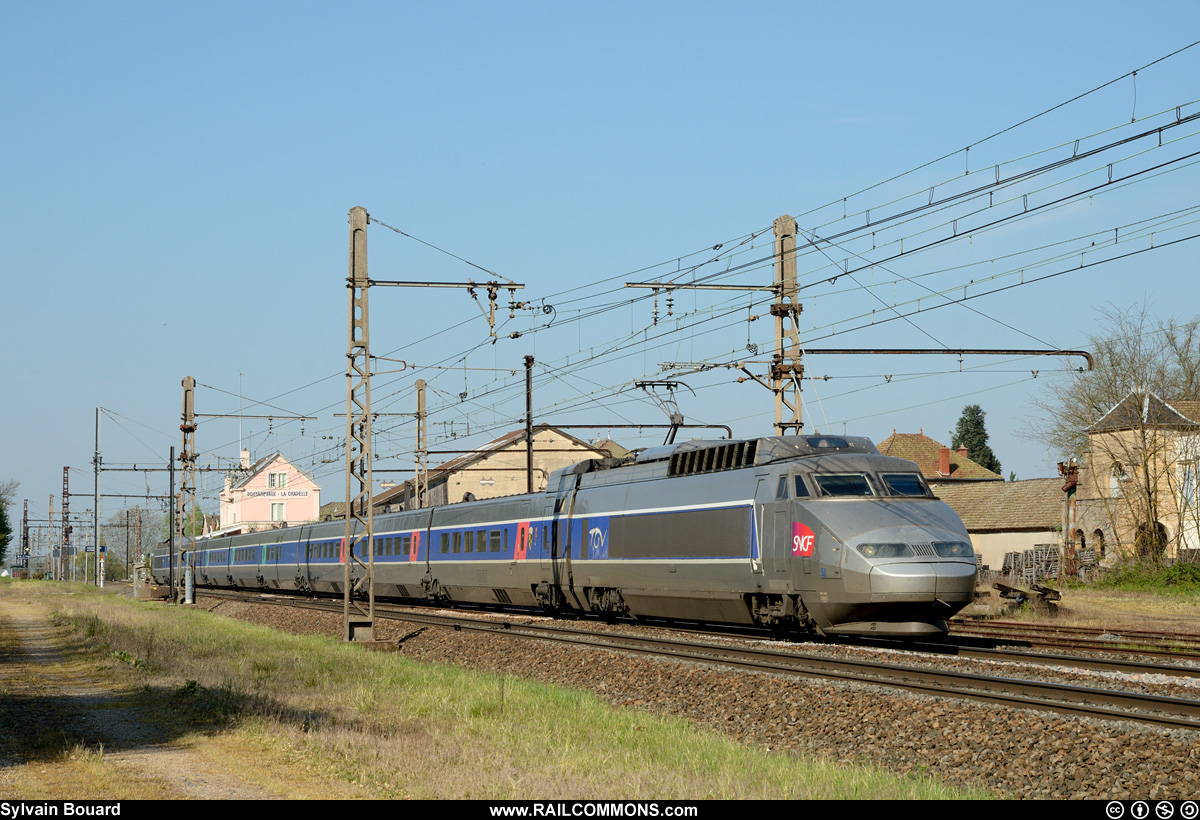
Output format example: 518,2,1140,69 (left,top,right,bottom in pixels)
994,581,1061,614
